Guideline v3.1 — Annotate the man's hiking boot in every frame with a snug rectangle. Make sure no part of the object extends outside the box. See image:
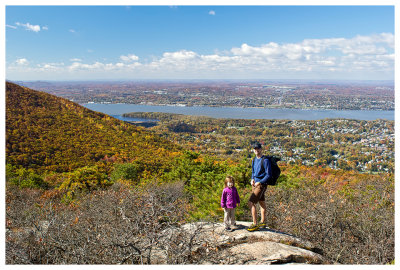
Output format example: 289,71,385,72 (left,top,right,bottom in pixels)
247,223,259,232
258,222,267,229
